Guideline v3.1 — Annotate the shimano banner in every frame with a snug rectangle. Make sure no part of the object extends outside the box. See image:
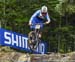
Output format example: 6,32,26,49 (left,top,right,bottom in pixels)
0,28,47,54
